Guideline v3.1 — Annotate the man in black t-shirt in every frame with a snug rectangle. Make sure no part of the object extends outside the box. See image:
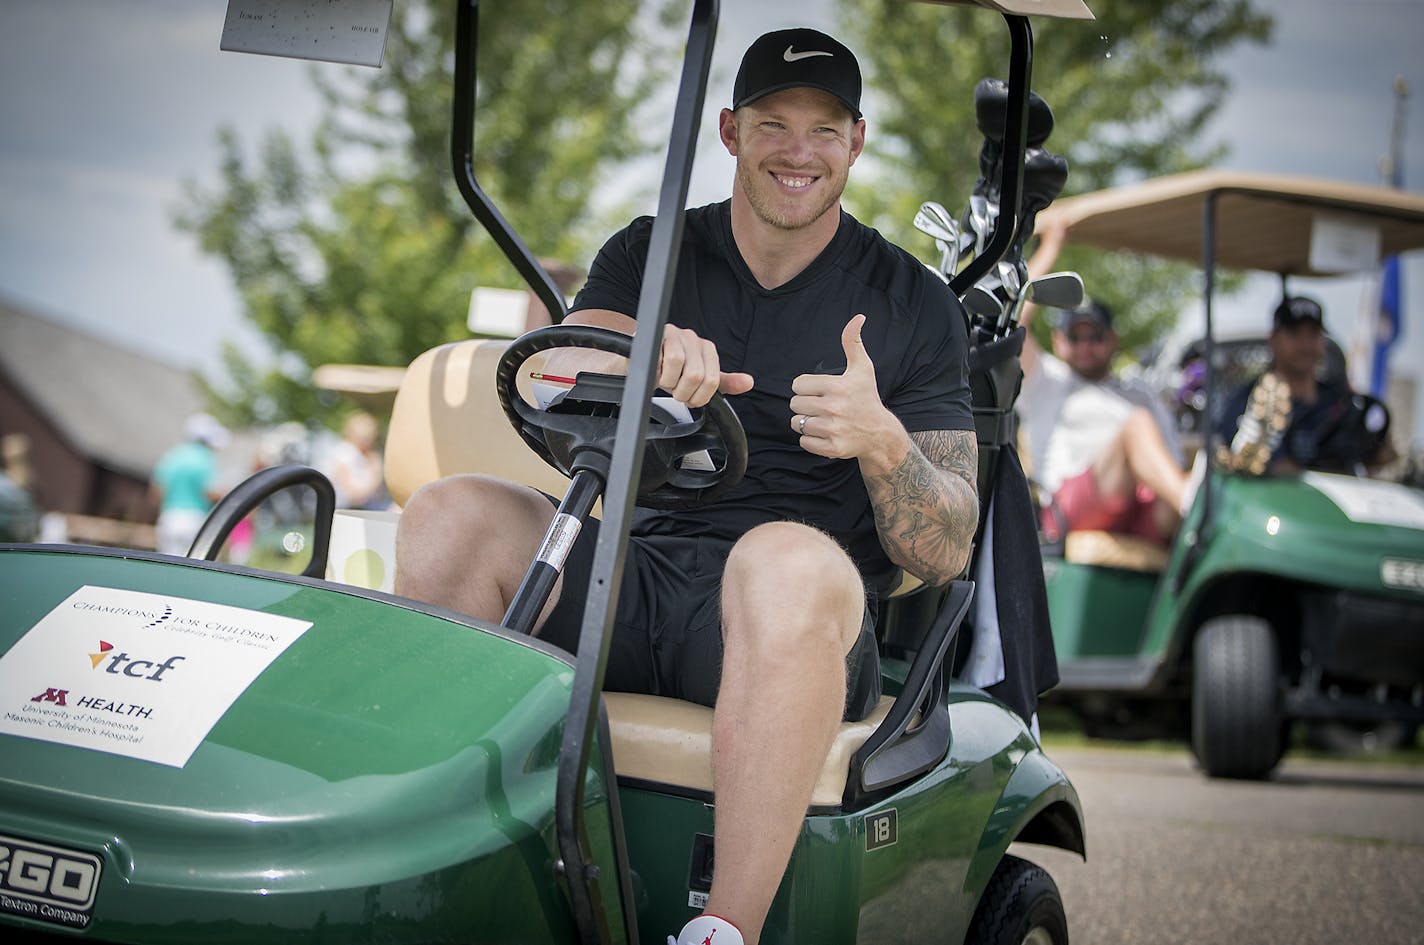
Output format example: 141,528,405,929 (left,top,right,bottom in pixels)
396,29,976,945
1218,296,1395,475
